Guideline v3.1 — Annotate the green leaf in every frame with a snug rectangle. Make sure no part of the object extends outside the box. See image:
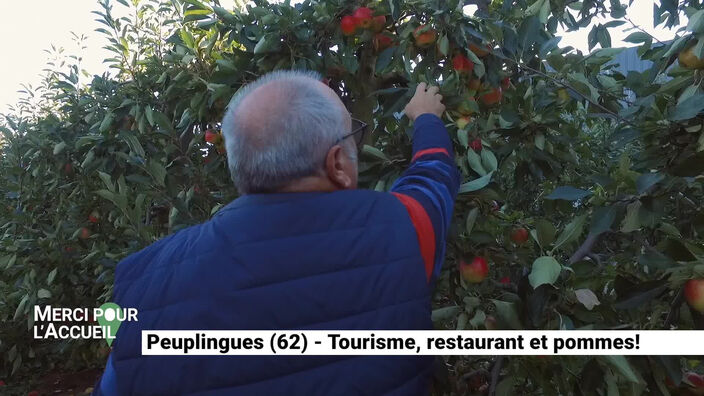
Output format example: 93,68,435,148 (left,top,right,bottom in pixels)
96,190,127,211
341,48,360,74
37,289,51,299
590,206,616,236
459,172,493,193
525,0,546,17
182,0,210,10
122,132,146,158
602,356,642,384
659,222,681,238
99,112,114,132
686,9,704,33
670,94,704,121
362,145,389,162
146,160,167,187
253,34,280,55
14,294,28,321
469,310,486,328
438,35,450,57
538,0,550,24
47,268,58,285
375,47,395,73
145,106,154,126
553,214,586,252
213,6,237,25
534,133,545,150
528,256,561,288
53,141,67,155
97,171,115,192
533,219,556,248
491,300,522,329
623,32,651,43
467,149,487,176
465,207,480,236
546,186,591,201
636,172,664,194
431,306,461,322
480,149,498,173
621,201,642,232
3,254,17,270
